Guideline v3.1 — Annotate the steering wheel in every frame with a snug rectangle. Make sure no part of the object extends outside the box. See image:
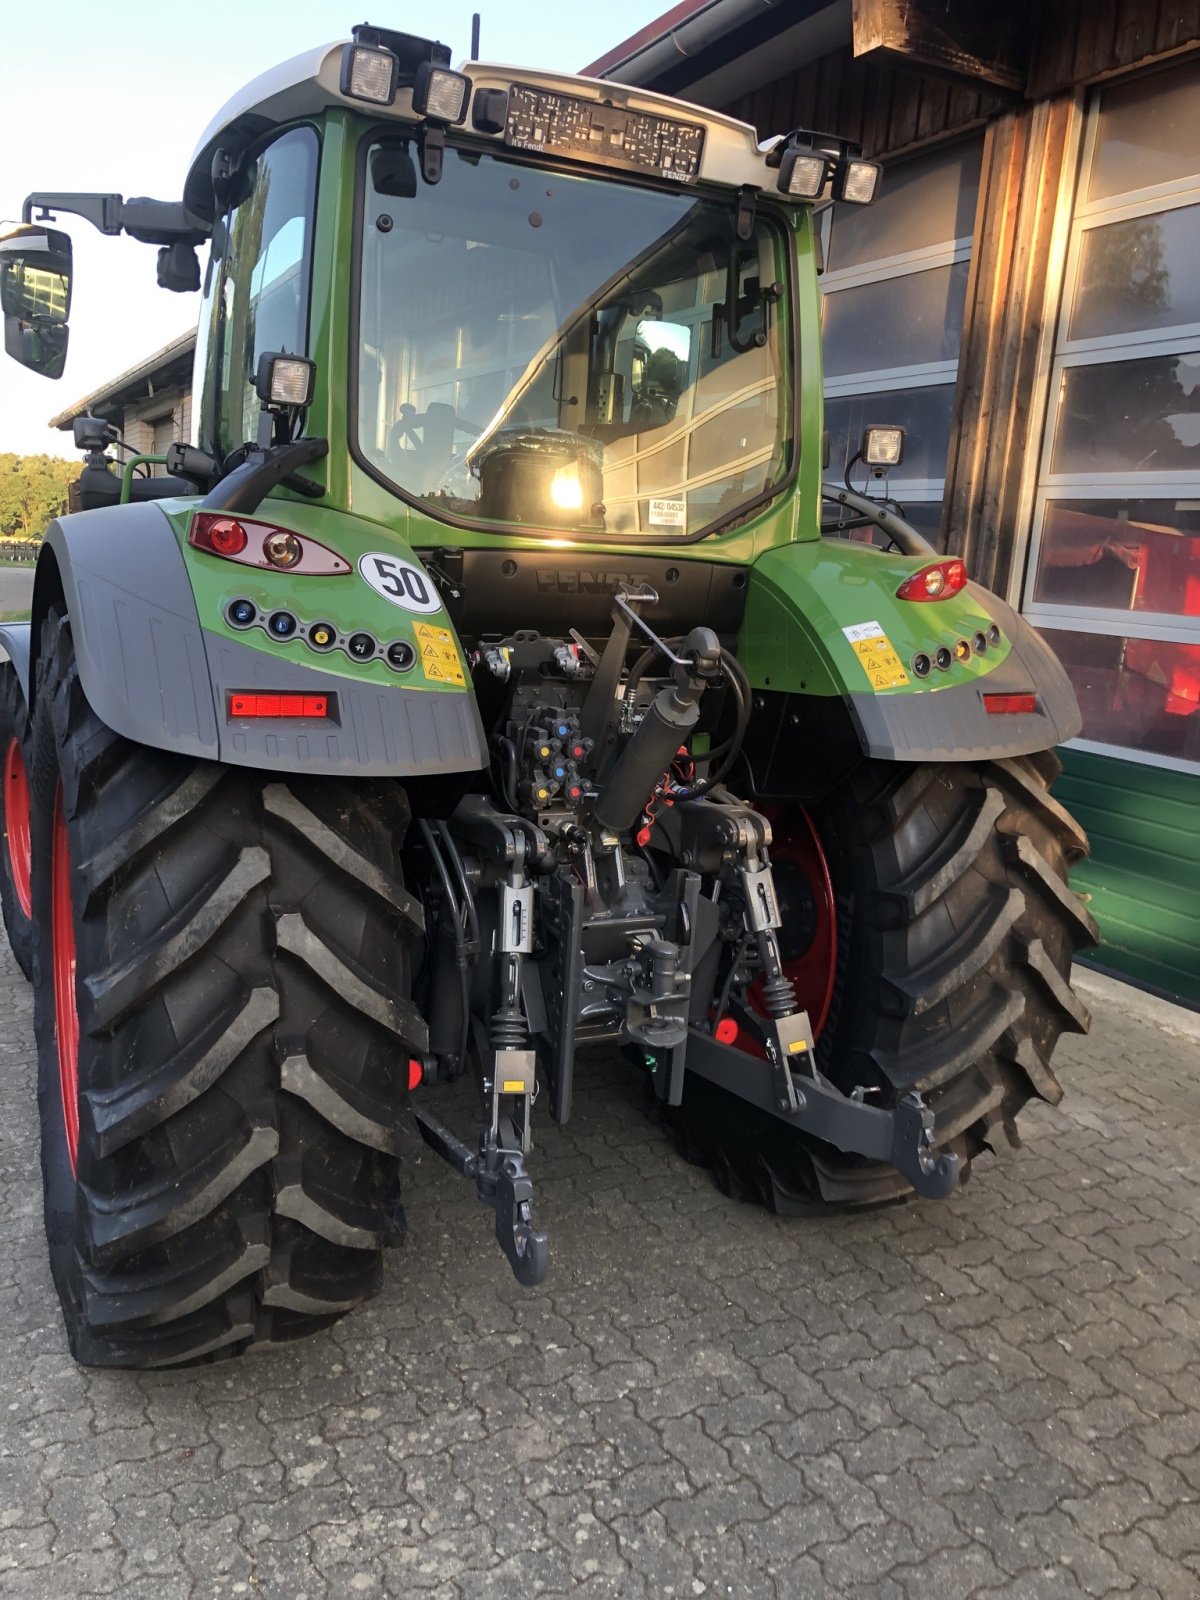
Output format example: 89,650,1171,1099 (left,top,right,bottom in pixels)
390,402,483,451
